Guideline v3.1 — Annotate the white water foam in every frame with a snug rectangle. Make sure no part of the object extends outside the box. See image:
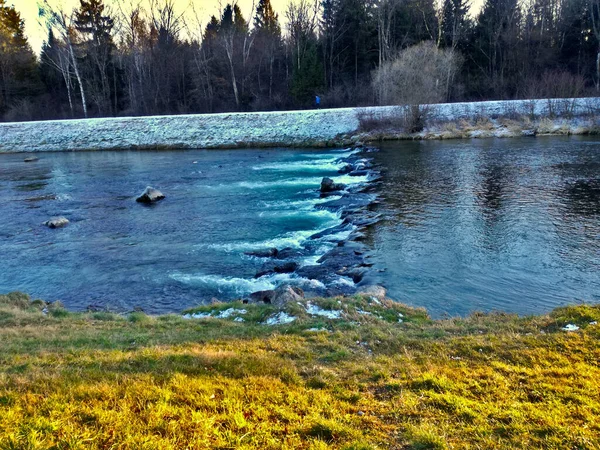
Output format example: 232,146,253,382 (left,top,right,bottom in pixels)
200,229,320,252
170,271,326,296
252,159,344,172
260,196,342,210
300,148,360,159
258,209,339,221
